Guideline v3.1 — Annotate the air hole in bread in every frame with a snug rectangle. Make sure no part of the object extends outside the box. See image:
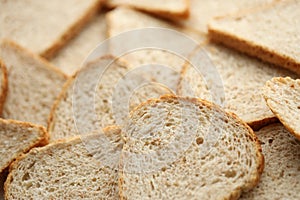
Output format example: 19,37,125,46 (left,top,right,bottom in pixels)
196,137,204,145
